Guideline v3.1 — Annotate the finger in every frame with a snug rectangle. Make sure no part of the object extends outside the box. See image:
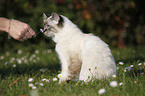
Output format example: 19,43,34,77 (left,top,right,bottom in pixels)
25,31,32,38
28,27,36,37
18,38,24,42
21,35,27,40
